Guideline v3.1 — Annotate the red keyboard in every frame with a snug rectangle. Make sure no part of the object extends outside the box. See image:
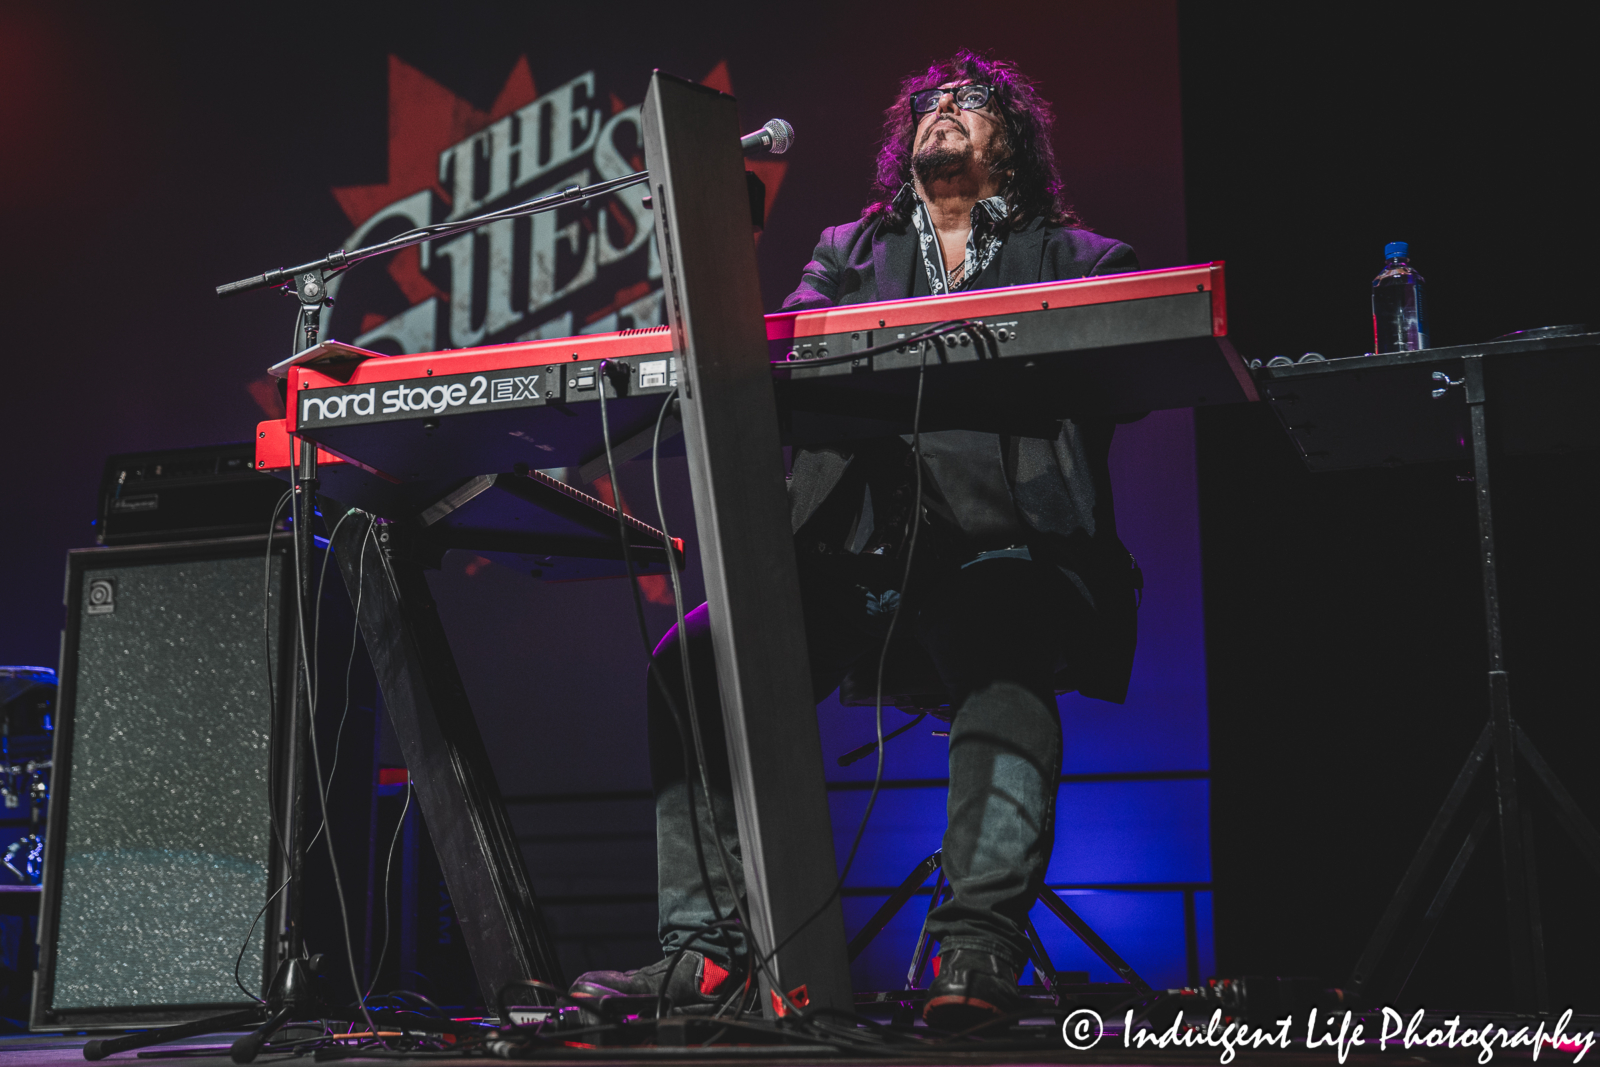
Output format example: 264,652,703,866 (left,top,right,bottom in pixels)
258,262,1247,516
